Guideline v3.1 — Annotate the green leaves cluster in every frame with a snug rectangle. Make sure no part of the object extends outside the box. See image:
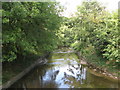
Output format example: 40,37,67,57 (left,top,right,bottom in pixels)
59,1,119,66
2,2,63,62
